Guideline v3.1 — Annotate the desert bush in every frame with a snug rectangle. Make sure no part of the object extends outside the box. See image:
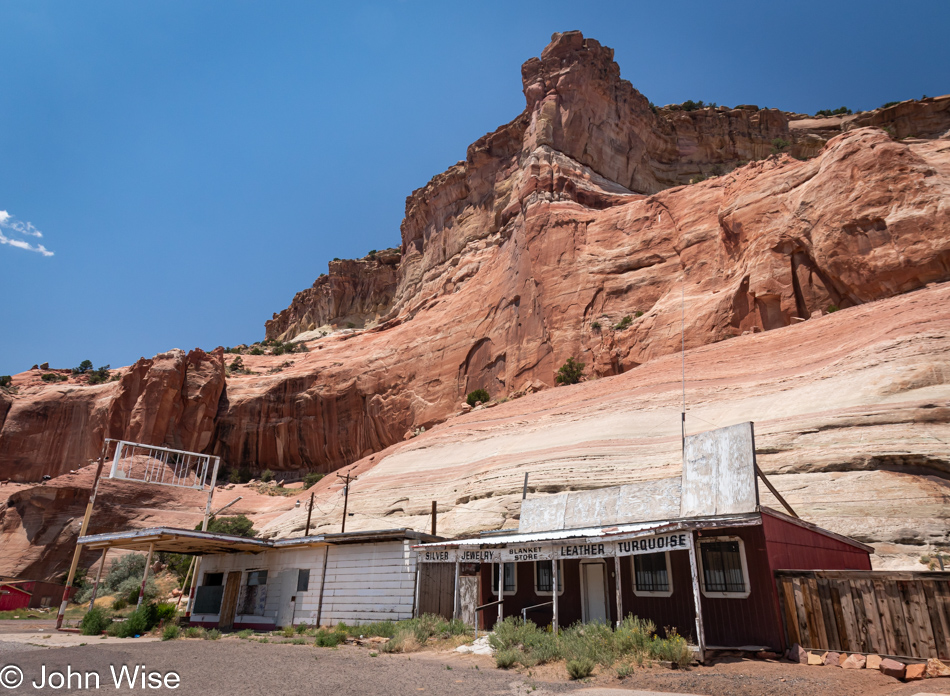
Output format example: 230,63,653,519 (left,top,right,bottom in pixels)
162,624,180,641
635,310,644,318
295,622,309,634
466,389,490,407
826,304,839,313
249,347,264,355
260,469,275,483
282,624,295,638
489,617,560,666
314,628,345,647
203,514,256,537
205,629,222,640
680,100,715,112
41,373,67,382
0,375,11,387
616,662,633,679
770,138,790,155
80,607,111,636
816,106,852,116
183,626,205,639
880,100,901,109
555,357,585,385
303,472,324,489
566,657,595,679
237,629,254,639
614,315,632,331
86,365,111,385
591,321,601,330
155,603,177,625
111,598,128,611
494,648,521,669
73,360,93,374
